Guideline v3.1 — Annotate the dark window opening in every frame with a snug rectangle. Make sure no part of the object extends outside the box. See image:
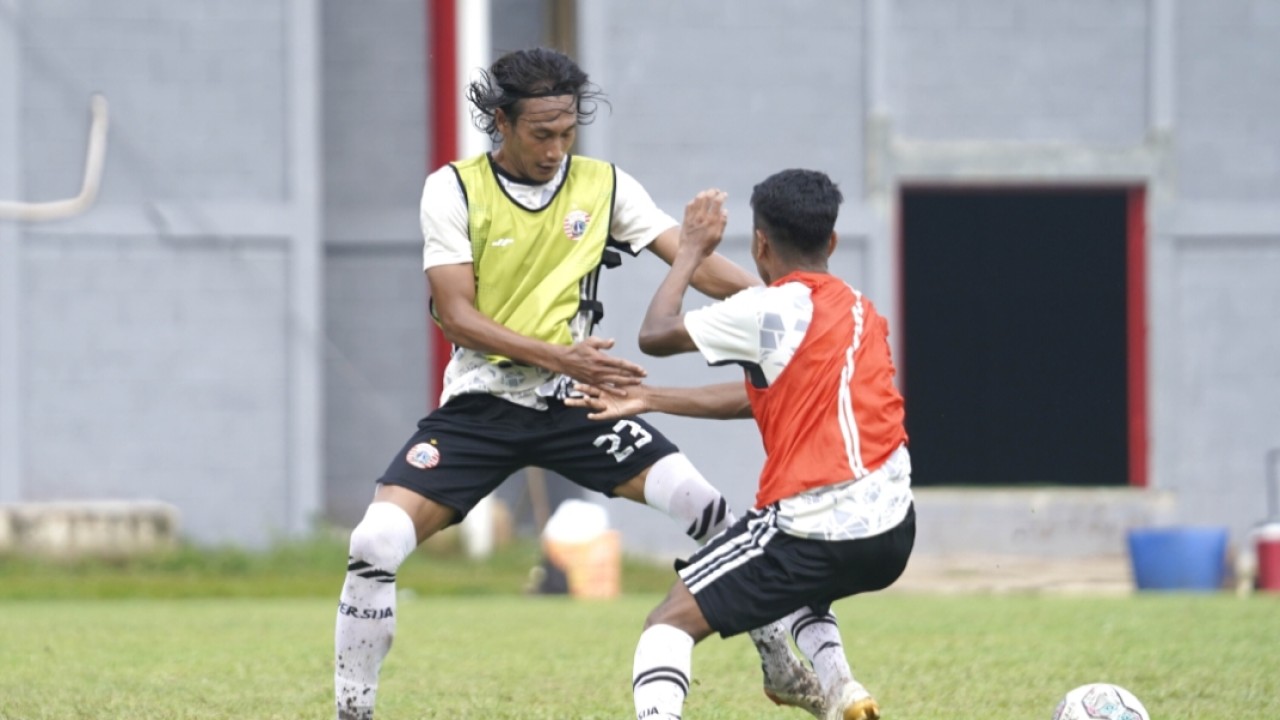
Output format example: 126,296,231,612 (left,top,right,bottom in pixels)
900,188,1139,487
